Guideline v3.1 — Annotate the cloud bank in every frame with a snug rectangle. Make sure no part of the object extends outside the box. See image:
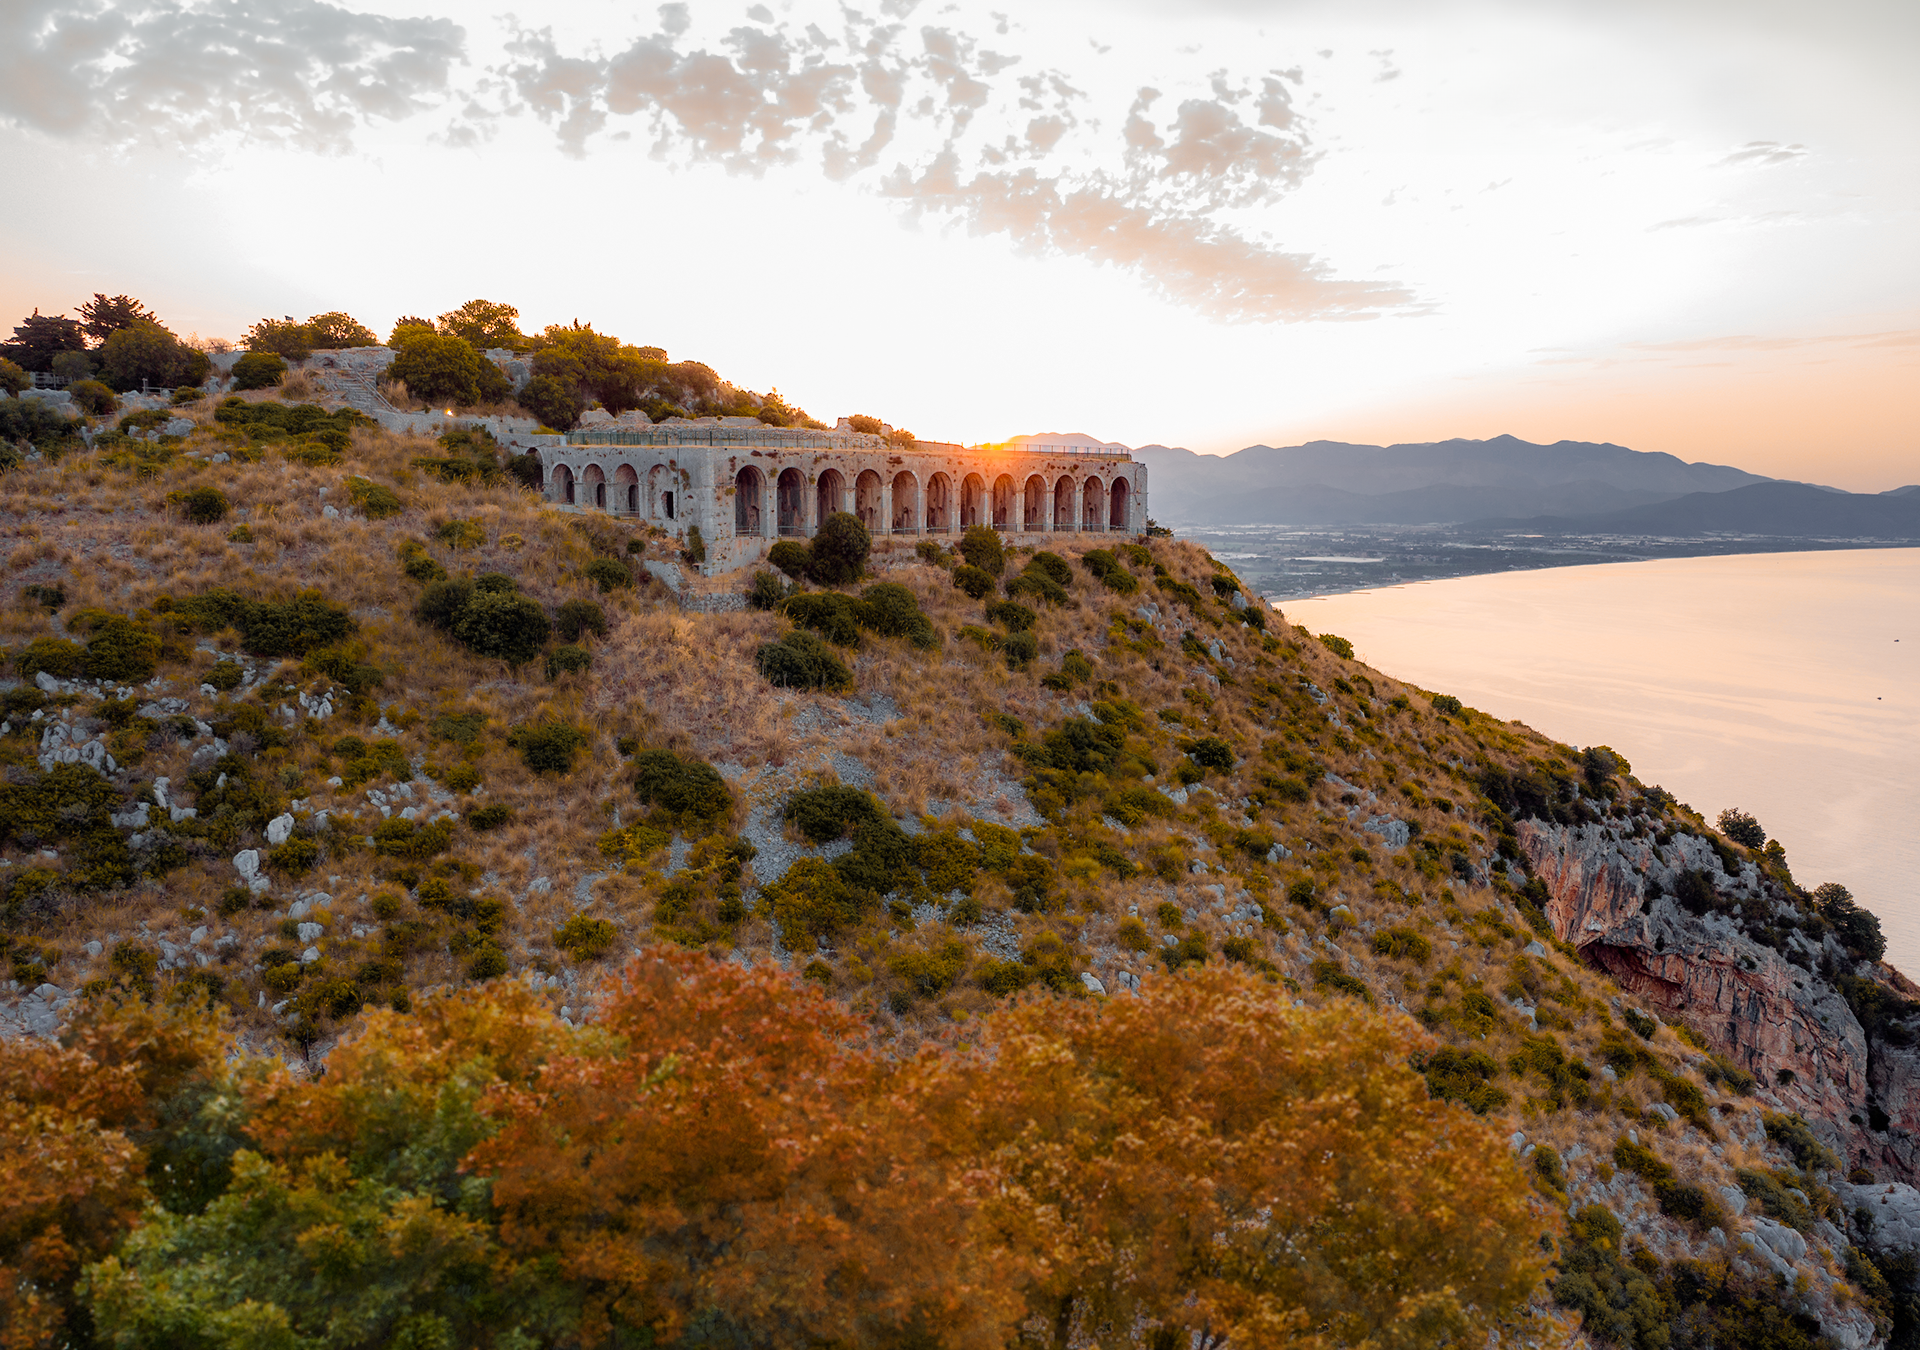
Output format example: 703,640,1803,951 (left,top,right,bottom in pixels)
495,6,1409,322
0,0,468,153
0,0,1411,323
